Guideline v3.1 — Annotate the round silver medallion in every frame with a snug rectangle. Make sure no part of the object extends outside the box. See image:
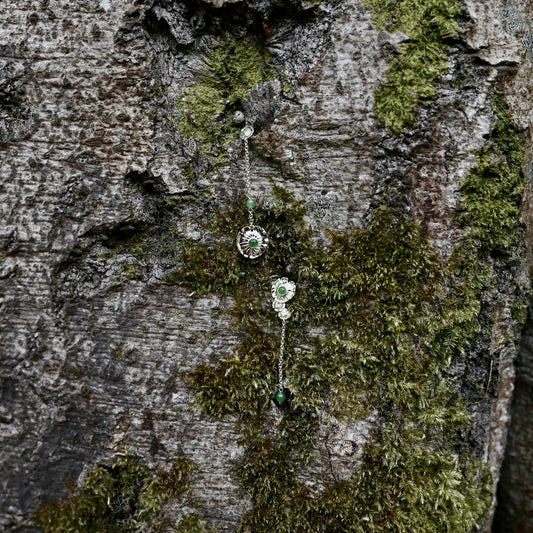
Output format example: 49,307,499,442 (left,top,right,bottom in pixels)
236,226,269,259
